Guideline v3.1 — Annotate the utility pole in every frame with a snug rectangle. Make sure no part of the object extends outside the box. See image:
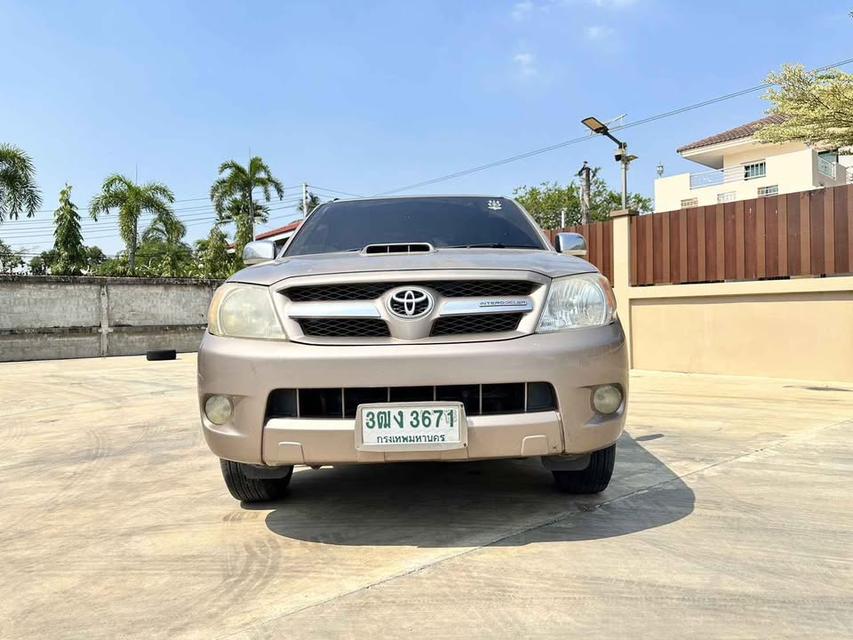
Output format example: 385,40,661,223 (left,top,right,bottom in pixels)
560,208,566,229
577,161,592,225
302,183,309,217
